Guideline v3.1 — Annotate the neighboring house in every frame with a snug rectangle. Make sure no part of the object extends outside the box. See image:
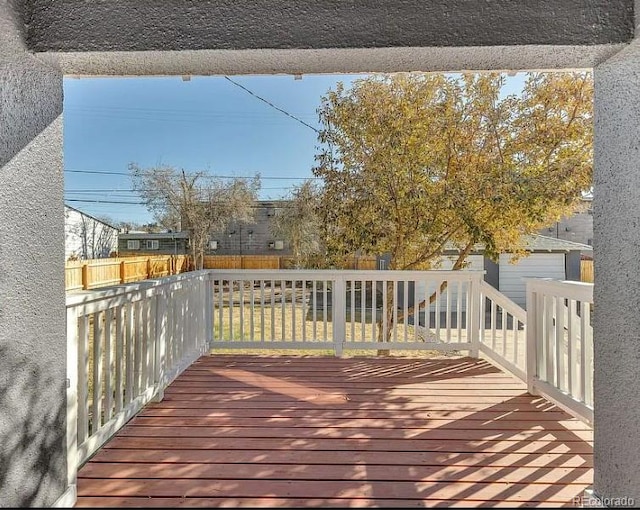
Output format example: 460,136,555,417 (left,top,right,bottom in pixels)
64,205,119,260
207,200,292,256
118,231,189,255
539,196,593,251
386,234,591,309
